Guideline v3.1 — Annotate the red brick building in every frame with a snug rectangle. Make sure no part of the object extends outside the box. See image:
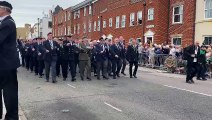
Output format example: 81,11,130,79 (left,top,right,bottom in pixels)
52,0,196,46
52,5,72,38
